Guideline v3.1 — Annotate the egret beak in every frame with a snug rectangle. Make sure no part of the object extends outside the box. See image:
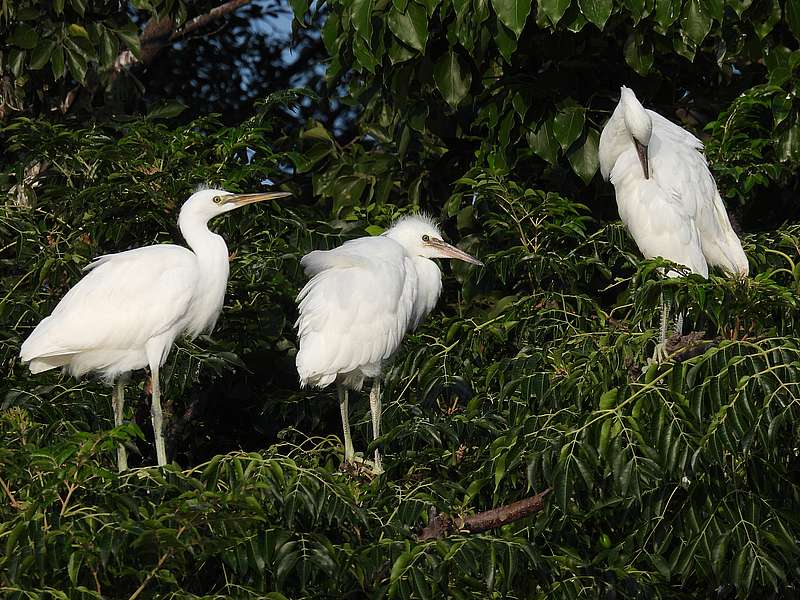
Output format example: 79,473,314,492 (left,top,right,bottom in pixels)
220,191,292,207
634,139,649,180
426,238,484,266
